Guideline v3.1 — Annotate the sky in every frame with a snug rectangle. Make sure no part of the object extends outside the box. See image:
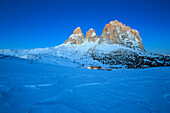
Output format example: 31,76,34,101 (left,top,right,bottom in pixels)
0,0,170,54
